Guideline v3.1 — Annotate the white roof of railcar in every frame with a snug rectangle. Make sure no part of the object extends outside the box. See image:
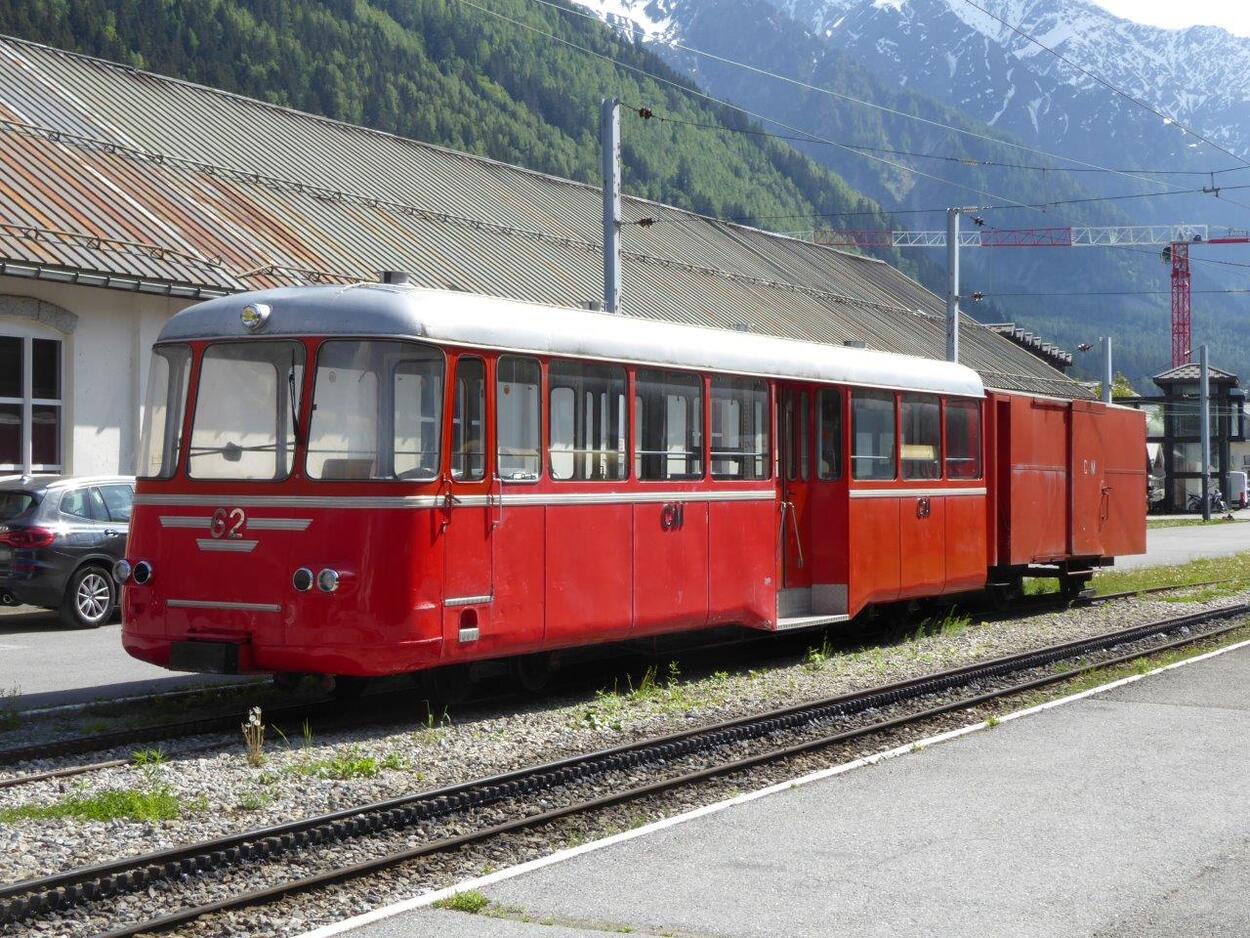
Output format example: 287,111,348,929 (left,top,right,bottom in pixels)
158,285,985,398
